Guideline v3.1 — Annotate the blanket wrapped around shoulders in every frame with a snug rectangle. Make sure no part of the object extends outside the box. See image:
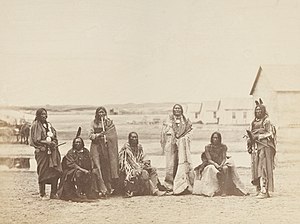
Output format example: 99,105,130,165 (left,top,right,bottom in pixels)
30,120,62,183
160,114,194,194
